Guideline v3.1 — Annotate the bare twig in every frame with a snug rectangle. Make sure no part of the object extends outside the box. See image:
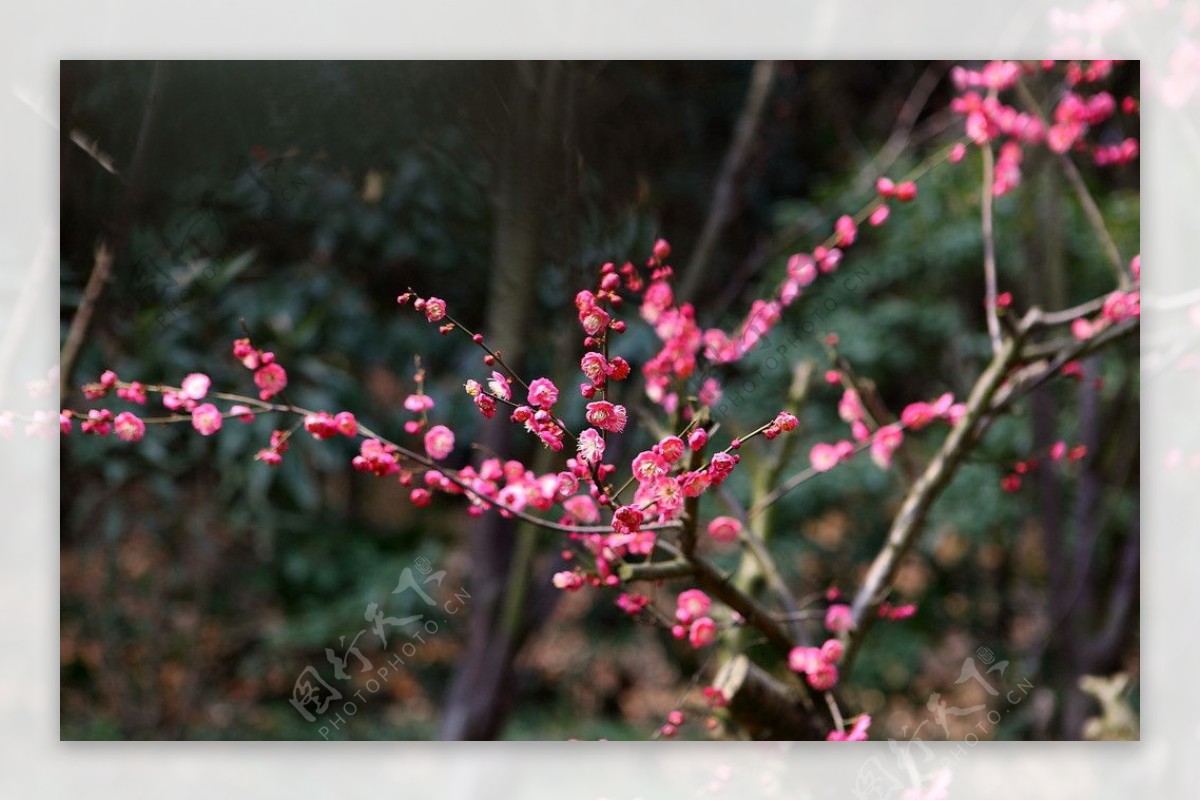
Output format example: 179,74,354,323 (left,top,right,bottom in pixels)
1025,296,1107,328
678,61,777,303
1013,78,1128,288
981,140,1003,354
60,63,166,402
851,62,949,195
750,435,877,515
68,130,124,183
618,558,693,581
988,317,1138,415
1056,149,1128,288
59,243,114,401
